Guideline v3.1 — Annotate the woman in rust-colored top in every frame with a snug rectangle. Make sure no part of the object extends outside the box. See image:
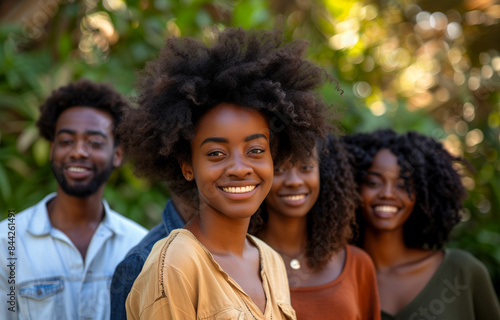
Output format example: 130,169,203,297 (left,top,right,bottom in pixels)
250,135,381,319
